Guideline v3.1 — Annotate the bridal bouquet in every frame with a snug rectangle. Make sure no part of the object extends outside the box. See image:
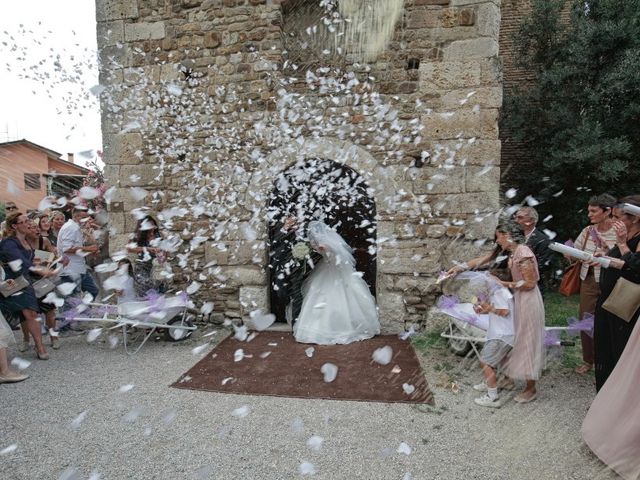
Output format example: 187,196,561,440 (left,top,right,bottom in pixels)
292,242,310,261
